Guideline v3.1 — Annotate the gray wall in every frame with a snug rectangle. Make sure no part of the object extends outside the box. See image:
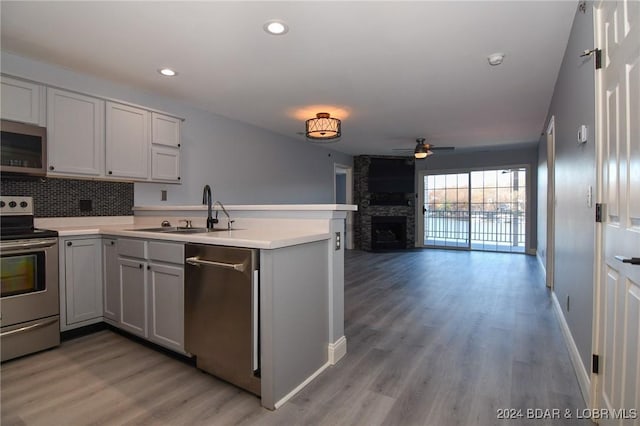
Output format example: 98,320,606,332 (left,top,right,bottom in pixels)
1,51,352,205
415,145,539,253
537,3,595,373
